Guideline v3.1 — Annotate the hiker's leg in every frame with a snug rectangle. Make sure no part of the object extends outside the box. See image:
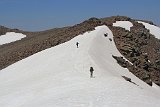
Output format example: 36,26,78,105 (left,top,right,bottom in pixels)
91,72,93,78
